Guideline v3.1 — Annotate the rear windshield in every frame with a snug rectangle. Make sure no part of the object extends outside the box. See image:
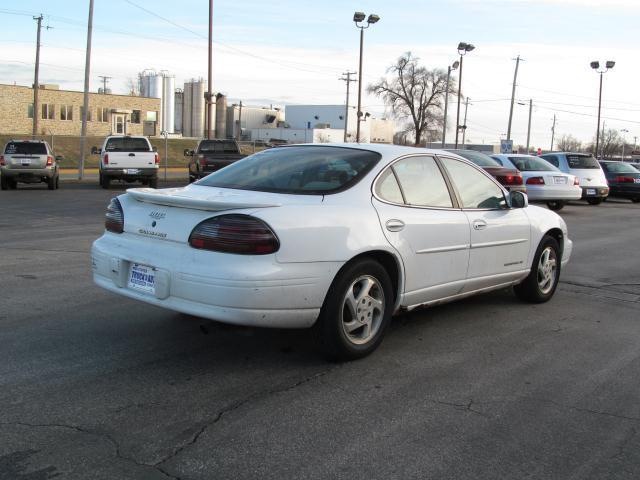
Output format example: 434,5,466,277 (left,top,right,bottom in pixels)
508,156,558,172
196,146,381,194
198,140,239,153
104,137,151,152
601,162,639,174
567,154,600,169
447,150,501,167
4,142,47,155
